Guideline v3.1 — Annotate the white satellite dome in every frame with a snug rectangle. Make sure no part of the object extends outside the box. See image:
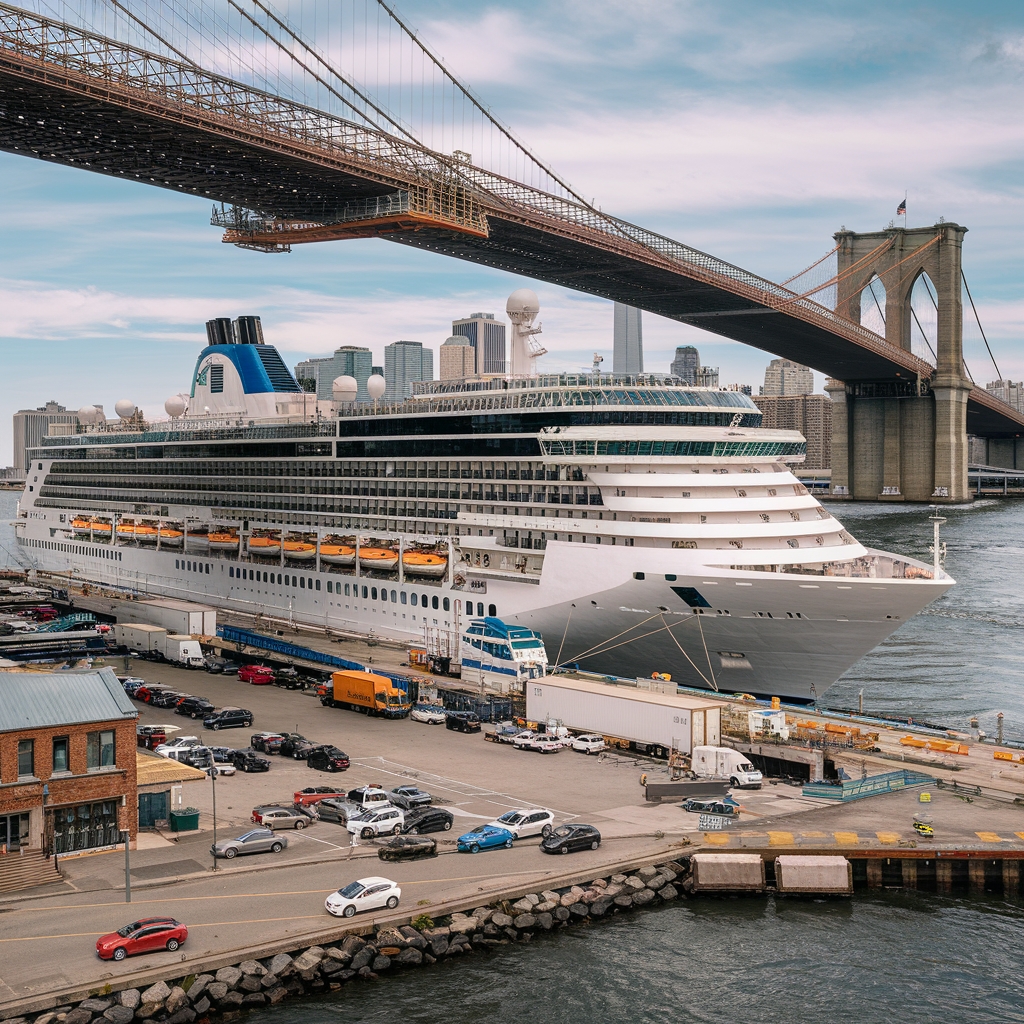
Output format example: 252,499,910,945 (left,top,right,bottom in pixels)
506,288,540,320
115,399,137,420
164,394,188,418
366,374,386,401
332,375,358,401
77,405,99,424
